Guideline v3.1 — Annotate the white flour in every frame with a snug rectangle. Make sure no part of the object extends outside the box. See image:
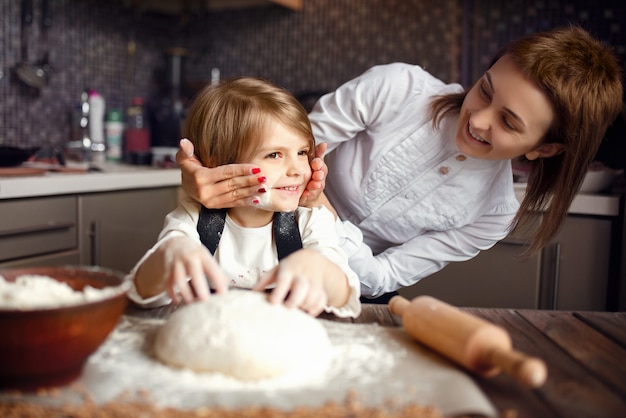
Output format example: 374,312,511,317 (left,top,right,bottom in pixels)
0,274,126,310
